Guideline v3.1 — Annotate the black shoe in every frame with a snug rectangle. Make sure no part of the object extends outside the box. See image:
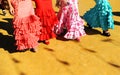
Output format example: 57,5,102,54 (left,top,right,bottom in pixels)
102,31,111,37
87,23,92,29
